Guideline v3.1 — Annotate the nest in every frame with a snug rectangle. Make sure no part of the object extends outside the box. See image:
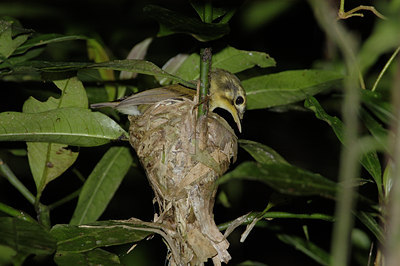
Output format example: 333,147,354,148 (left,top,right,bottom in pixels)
128,97,238,265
